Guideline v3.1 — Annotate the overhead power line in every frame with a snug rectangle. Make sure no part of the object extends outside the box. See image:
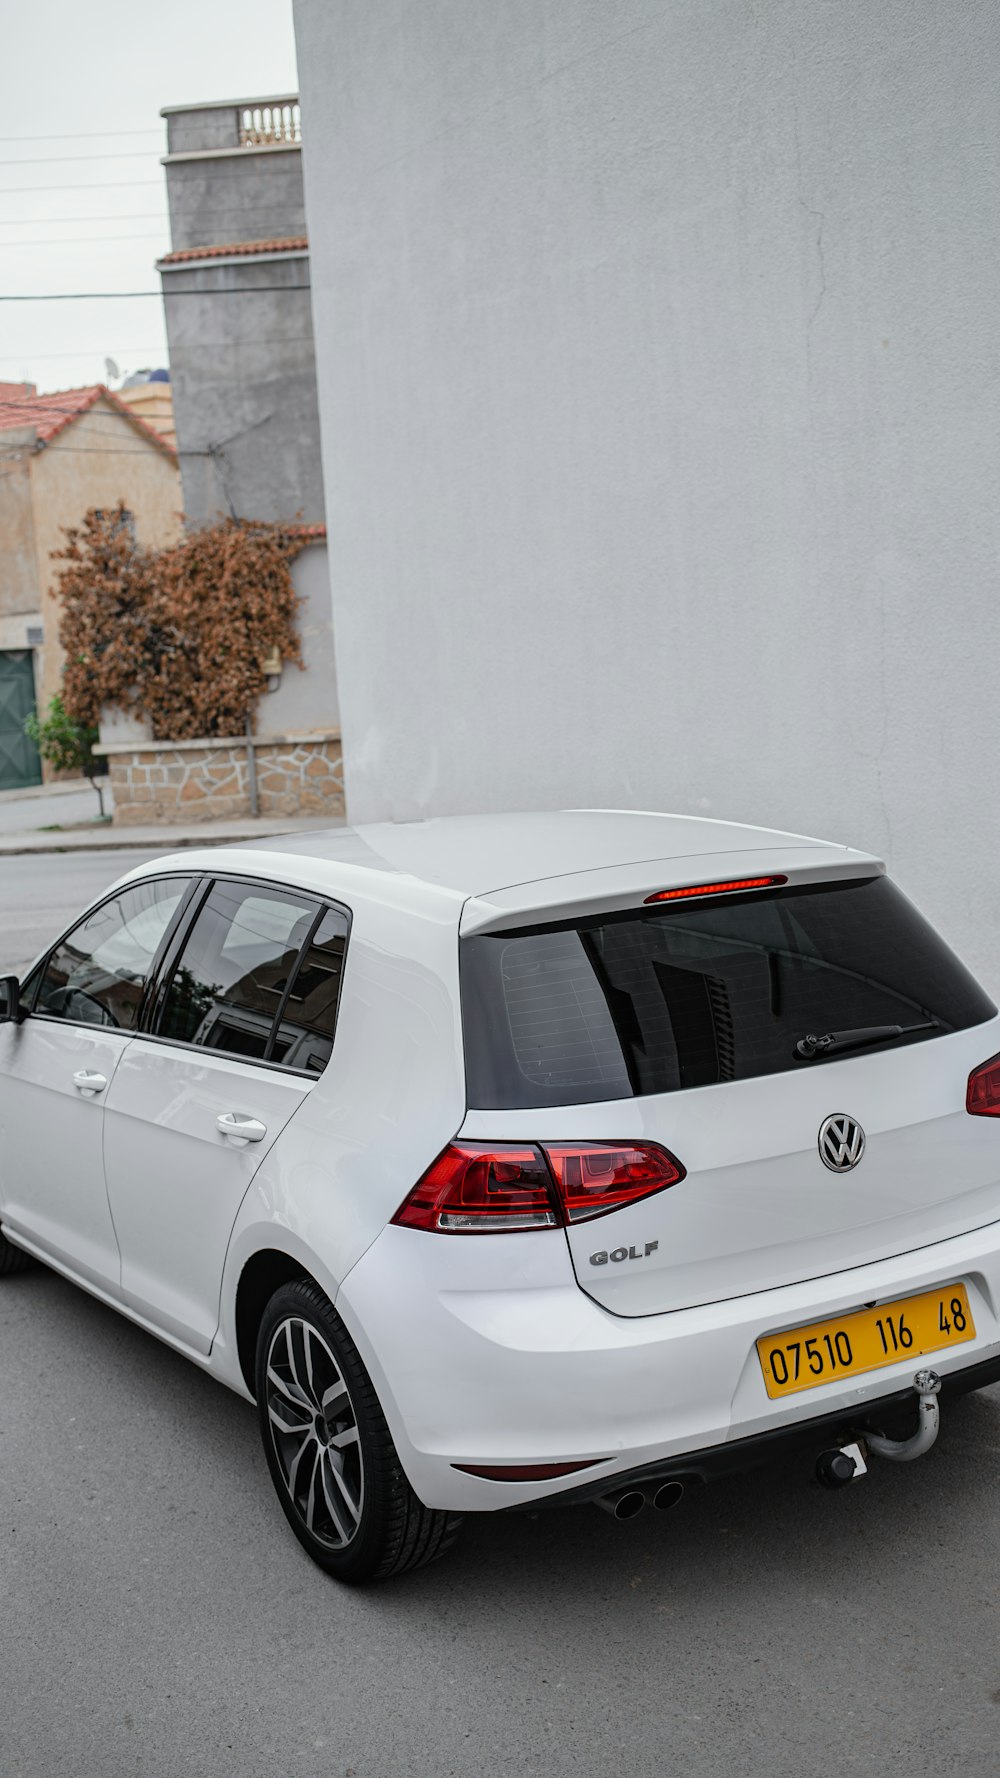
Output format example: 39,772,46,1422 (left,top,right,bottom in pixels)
0,211,308,228
0,180,164,195
0,214,300,233
0,291,168,301
0,151,162,165
0,283,310,300
0,332,313,364
0,128,162,142
5,234,168,246
0,368,311,412
0,165,302,196
0,444,176,458
0,212,167,225
0,414,176,433
0,345,165,360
